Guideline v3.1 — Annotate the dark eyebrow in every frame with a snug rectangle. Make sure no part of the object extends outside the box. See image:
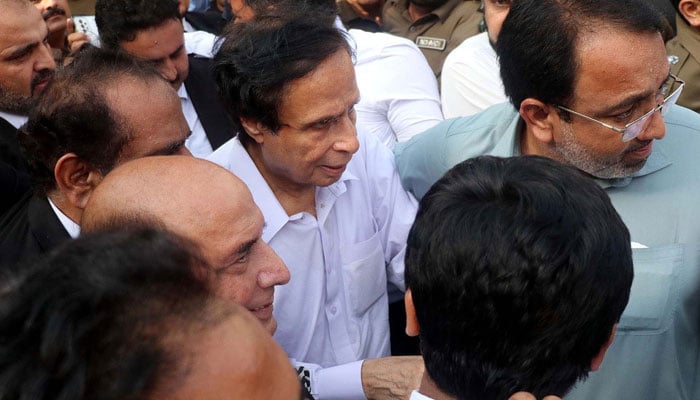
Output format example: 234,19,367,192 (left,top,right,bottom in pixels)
170,44,185,58
298,96,360,130
146,131,192,156
235,239,257,257
4,42,39,61
596,69,672,117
